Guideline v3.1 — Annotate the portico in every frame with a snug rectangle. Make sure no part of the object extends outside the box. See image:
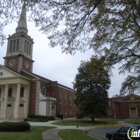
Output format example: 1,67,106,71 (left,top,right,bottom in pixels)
0,72,30,119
